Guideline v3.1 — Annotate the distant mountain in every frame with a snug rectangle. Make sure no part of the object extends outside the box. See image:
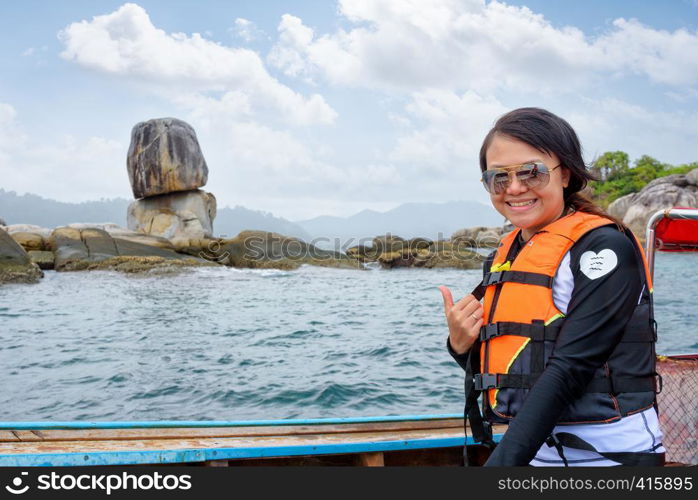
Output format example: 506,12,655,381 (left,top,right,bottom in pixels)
0,189,130,227
0,191,501,243
295,200,504,243
214,206,311,241
0,190,311,240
